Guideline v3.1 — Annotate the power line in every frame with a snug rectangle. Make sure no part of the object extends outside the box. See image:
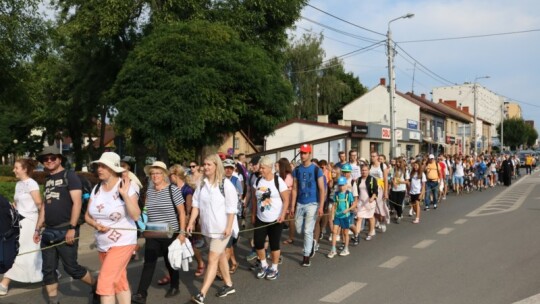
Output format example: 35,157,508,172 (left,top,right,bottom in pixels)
394,49,450,86
296,25,368,49
397,28,540,43
306,3,386,37
395,44,457,86
300,16,380,43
